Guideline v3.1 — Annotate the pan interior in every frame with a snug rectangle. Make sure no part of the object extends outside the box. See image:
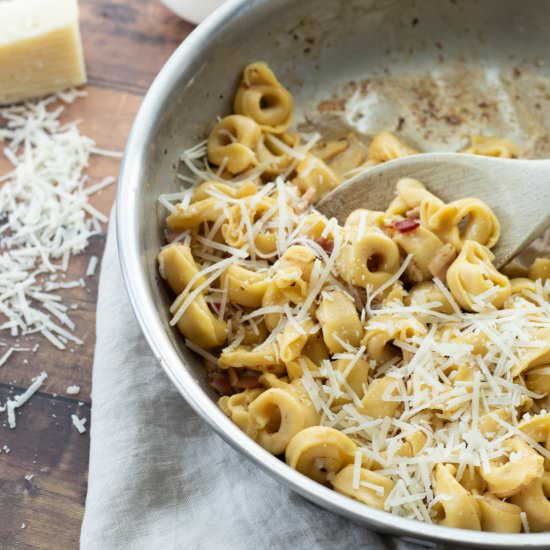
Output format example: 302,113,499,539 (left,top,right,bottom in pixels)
127,0,550,545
